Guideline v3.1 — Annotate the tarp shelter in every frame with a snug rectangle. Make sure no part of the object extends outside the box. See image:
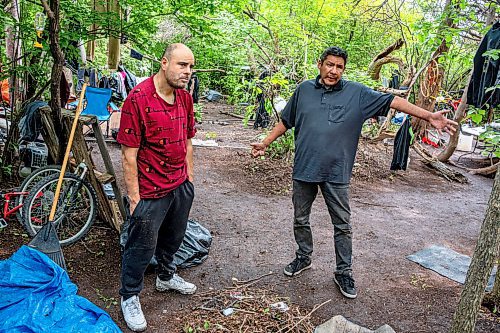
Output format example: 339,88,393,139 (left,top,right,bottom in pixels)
0,246,121,332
